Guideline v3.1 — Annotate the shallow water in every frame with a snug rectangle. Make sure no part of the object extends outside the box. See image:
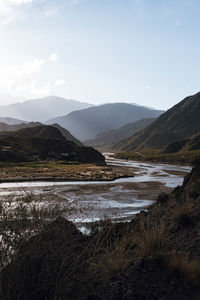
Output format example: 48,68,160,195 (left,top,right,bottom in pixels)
0,154,192,222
